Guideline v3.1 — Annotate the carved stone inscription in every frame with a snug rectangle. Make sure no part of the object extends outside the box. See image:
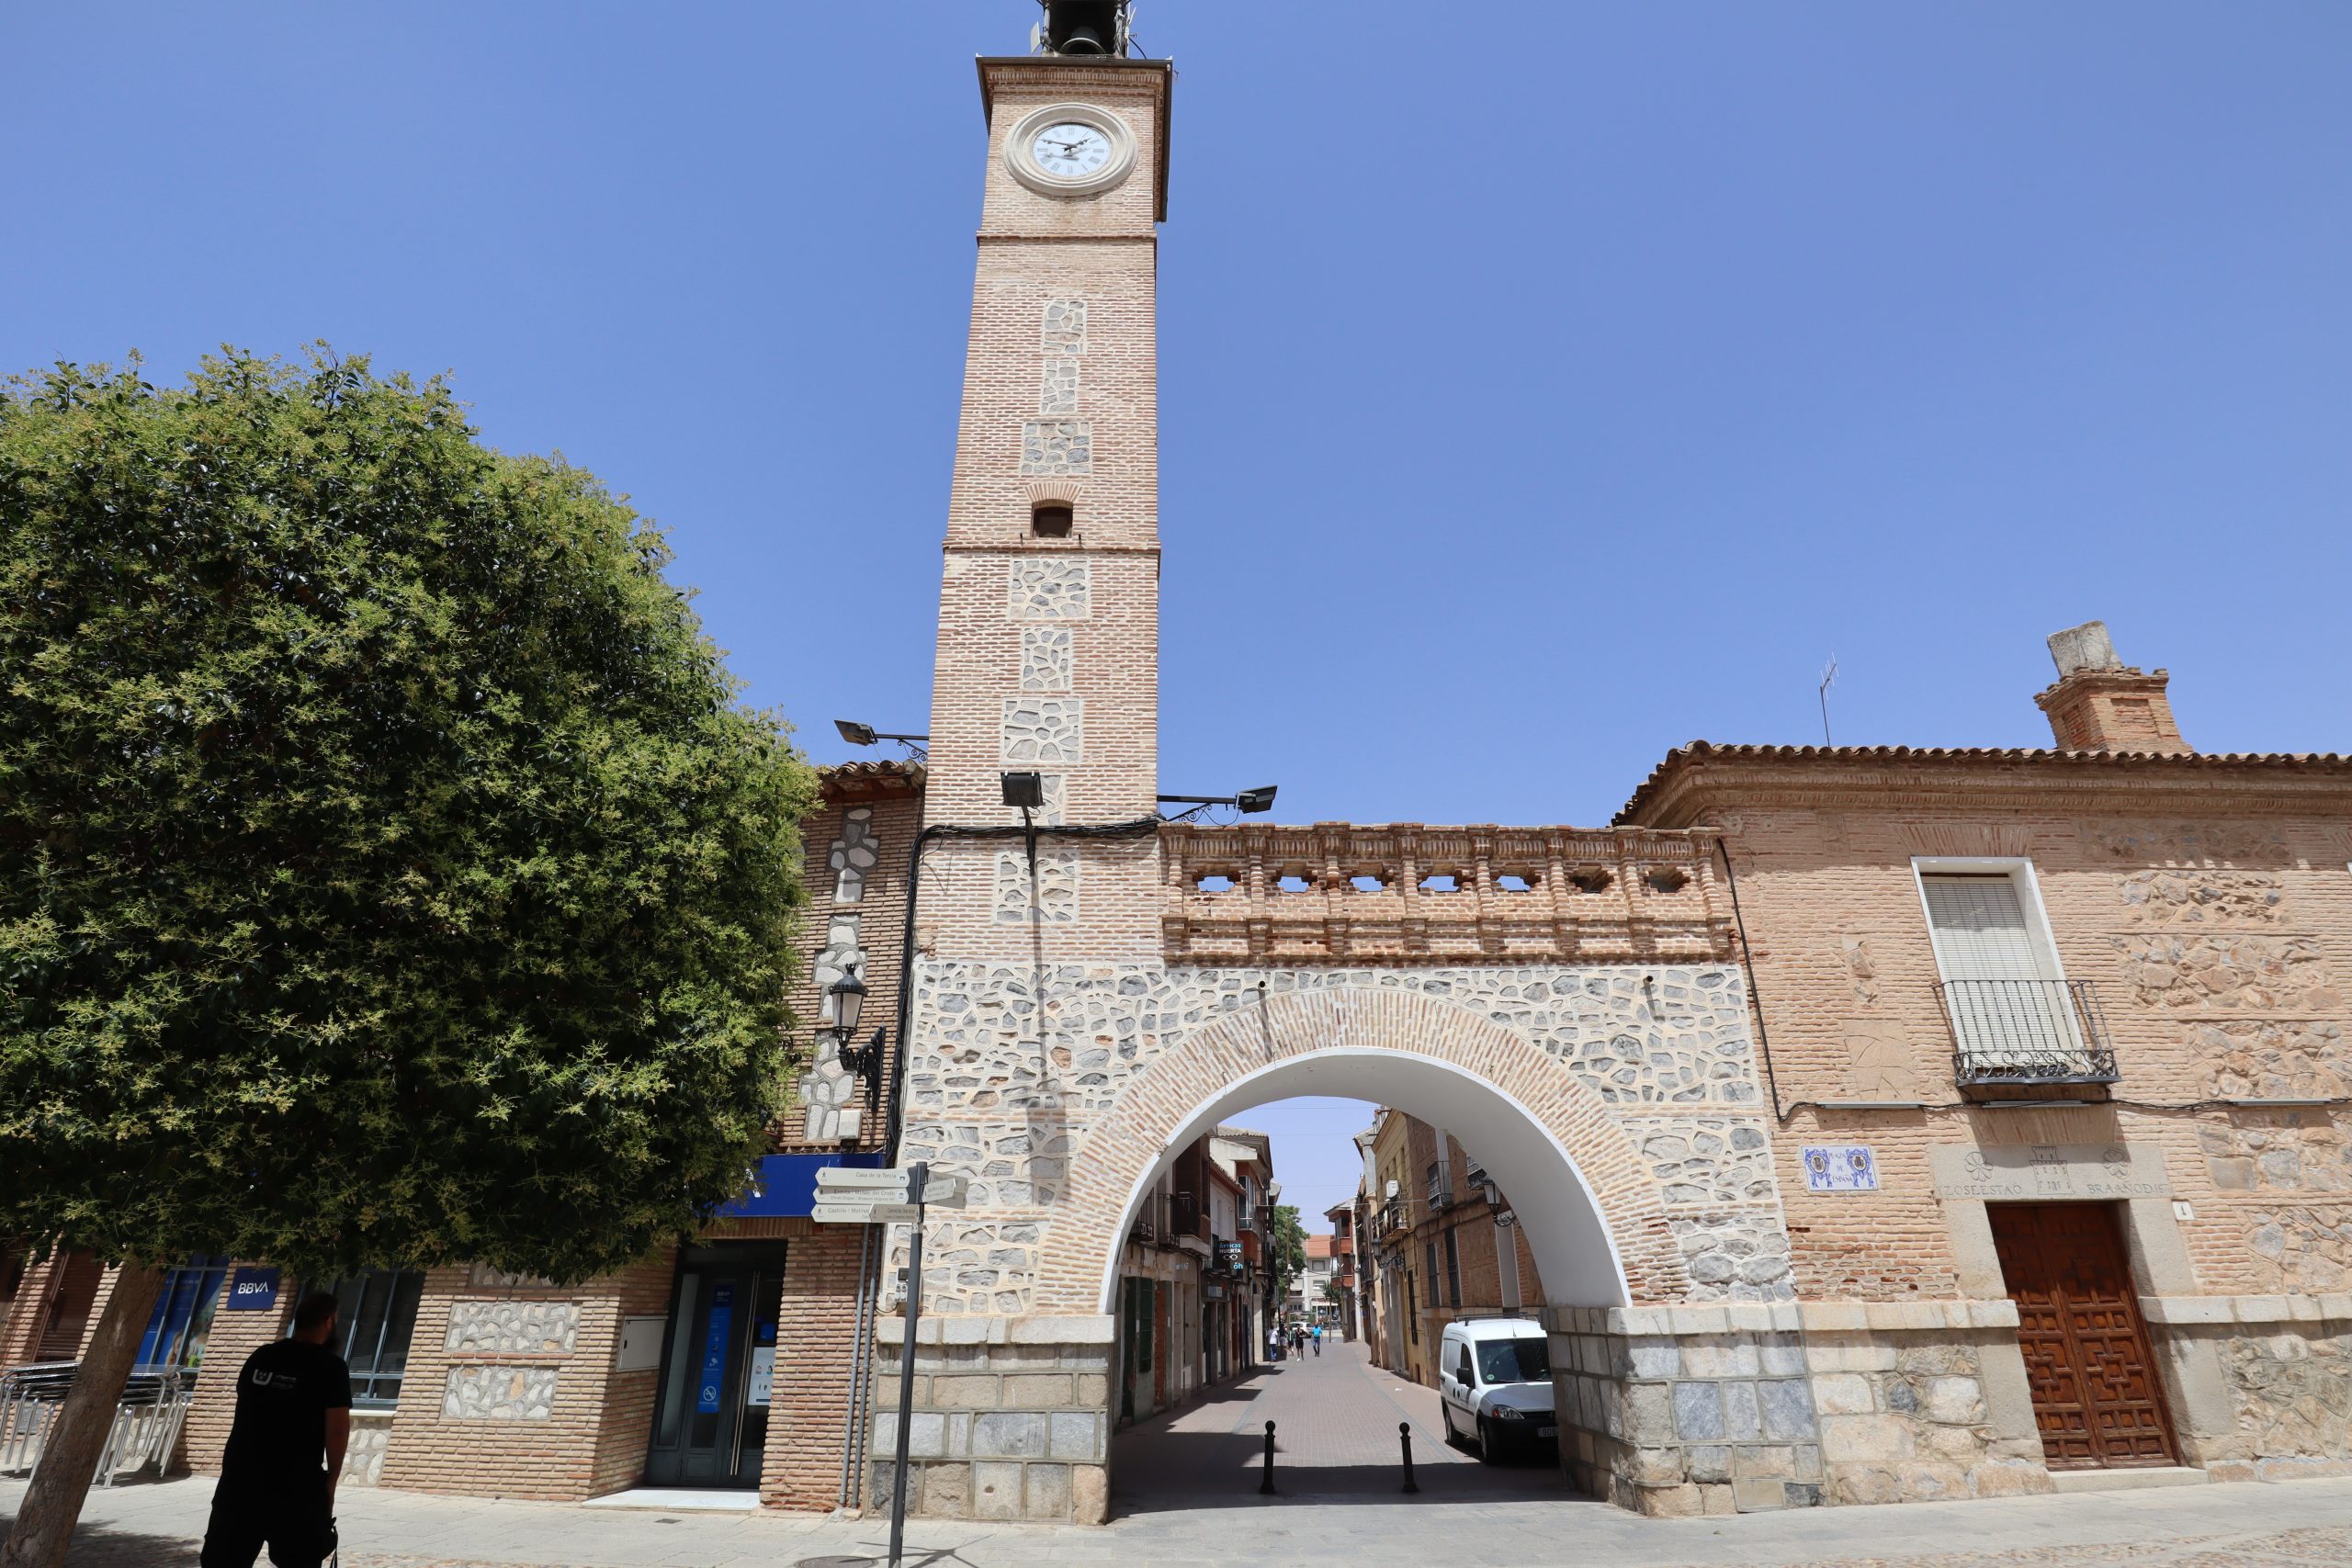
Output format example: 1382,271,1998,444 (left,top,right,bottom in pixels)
1929,1142,2170,1201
